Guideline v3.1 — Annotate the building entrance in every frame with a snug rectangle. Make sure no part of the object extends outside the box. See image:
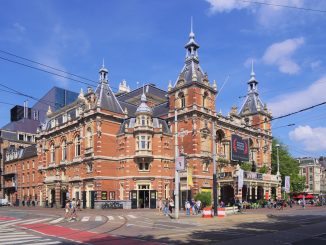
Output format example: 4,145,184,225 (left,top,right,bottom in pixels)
138,184,150,208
